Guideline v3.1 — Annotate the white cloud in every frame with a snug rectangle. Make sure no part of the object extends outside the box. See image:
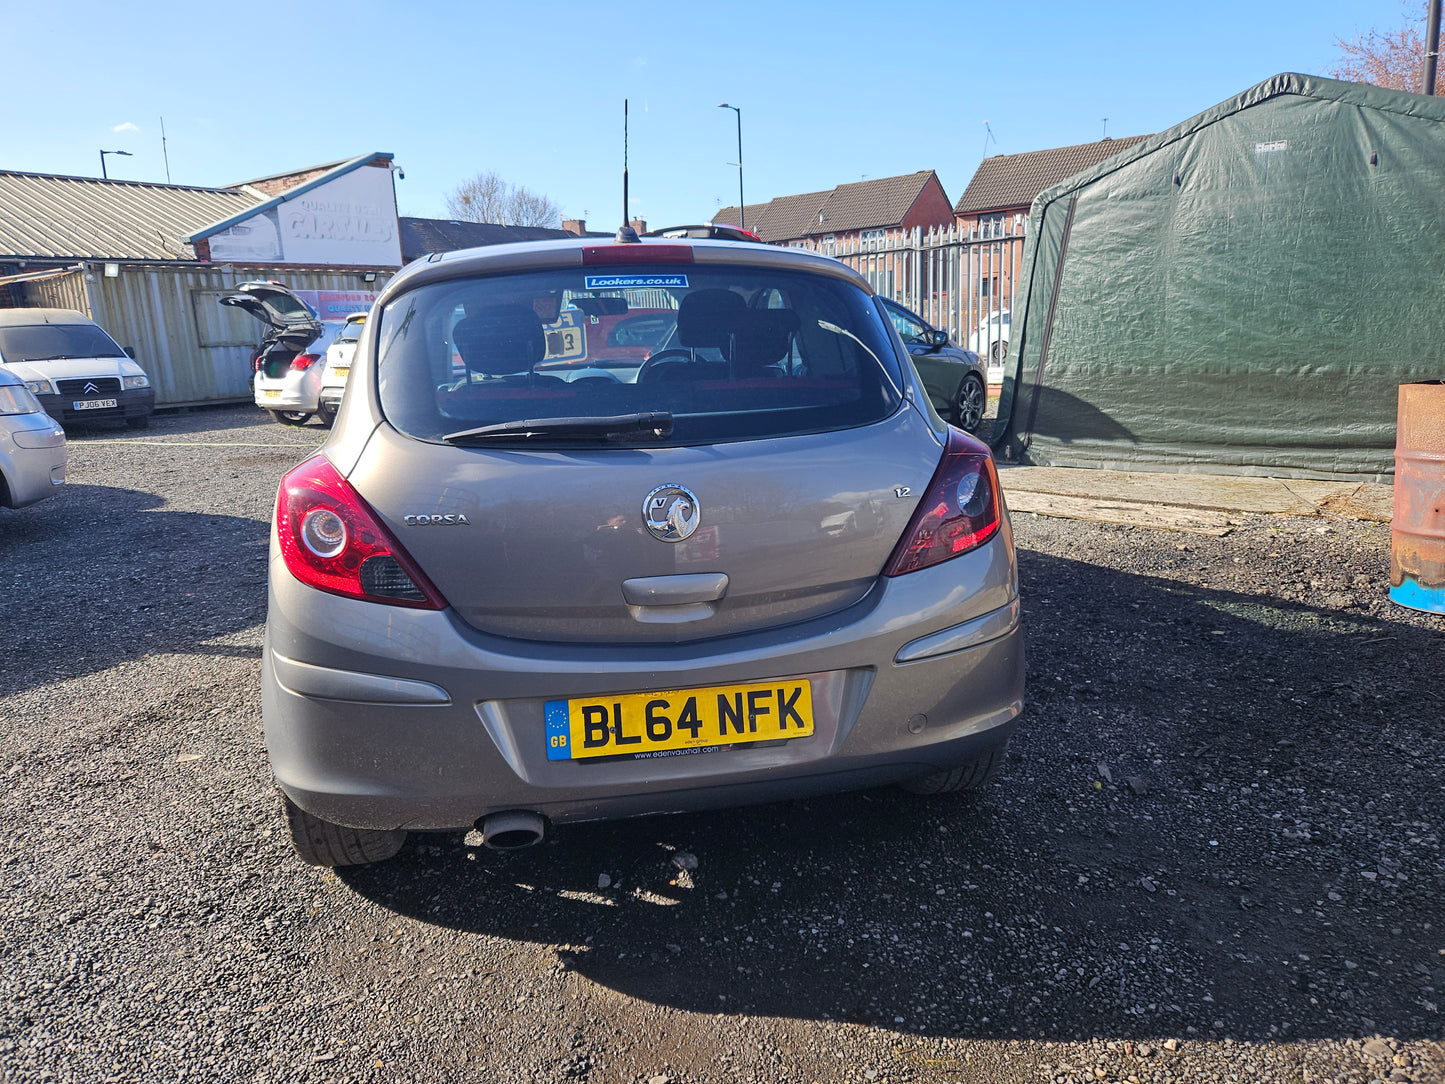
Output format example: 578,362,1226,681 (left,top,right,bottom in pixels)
112,122,139,133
